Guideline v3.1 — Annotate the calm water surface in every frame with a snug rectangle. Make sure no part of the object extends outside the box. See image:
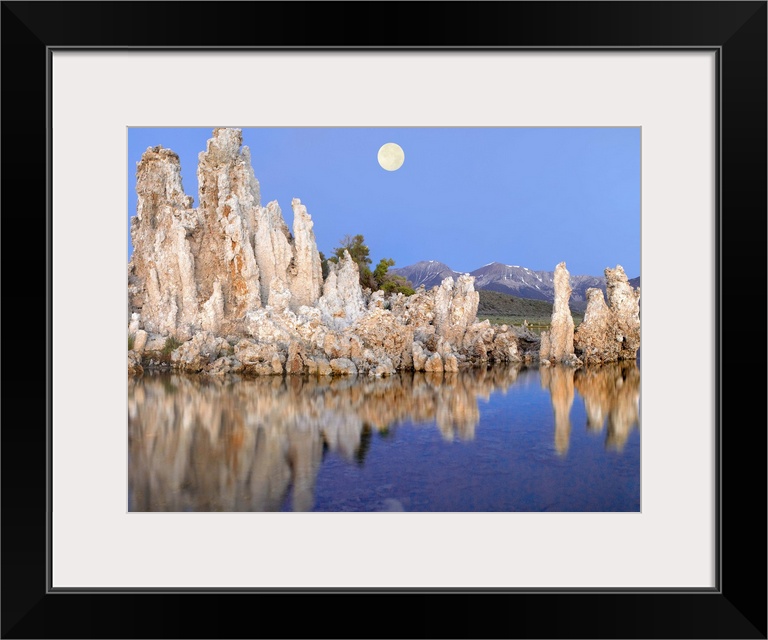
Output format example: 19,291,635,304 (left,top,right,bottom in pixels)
128,364,640,512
